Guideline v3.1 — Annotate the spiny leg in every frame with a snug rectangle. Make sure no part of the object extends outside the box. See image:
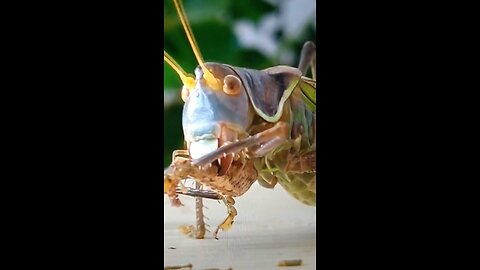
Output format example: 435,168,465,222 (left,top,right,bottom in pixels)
174,182,224,239
192,122,290,167
175,186,223,200
194,182,206,239
250,136,286,157
213,196,237,240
